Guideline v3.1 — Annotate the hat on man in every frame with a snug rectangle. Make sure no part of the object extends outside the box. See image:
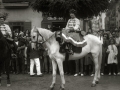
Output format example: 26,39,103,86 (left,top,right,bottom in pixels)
0,12,8,20
69,9,77,15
